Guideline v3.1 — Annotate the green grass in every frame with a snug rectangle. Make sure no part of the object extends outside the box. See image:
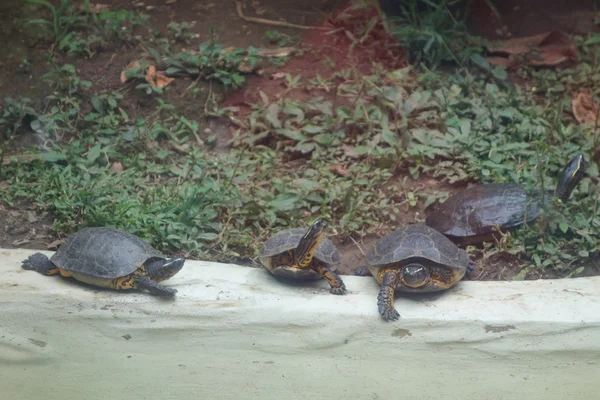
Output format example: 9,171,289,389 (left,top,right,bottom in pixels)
1,0,599,277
